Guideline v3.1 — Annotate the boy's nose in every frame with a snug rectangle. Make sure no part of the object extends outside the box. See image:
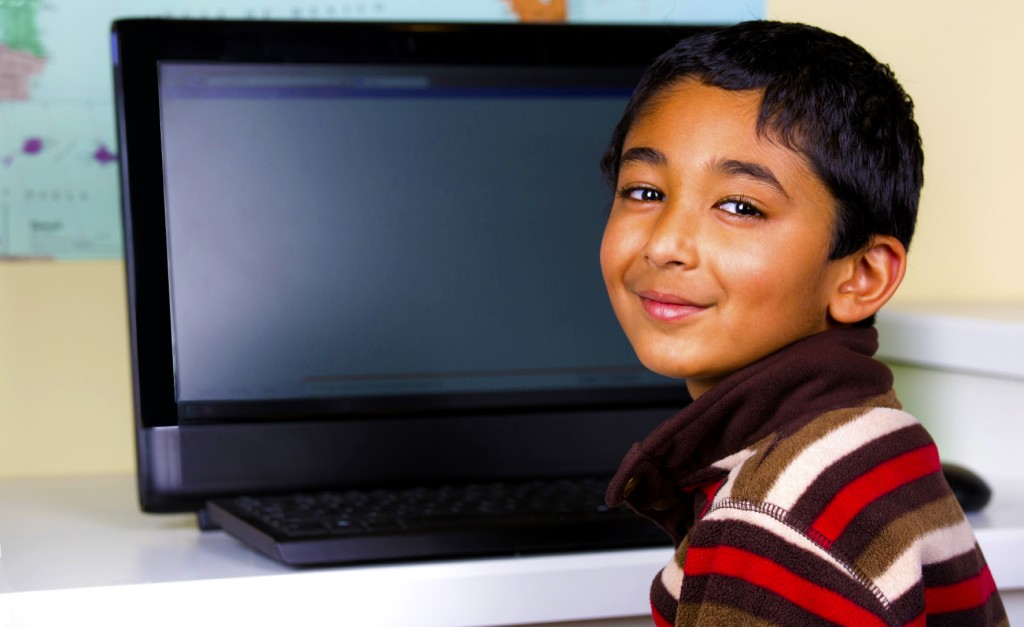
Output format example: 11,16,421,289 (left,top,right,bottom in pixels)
642,204,698,269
